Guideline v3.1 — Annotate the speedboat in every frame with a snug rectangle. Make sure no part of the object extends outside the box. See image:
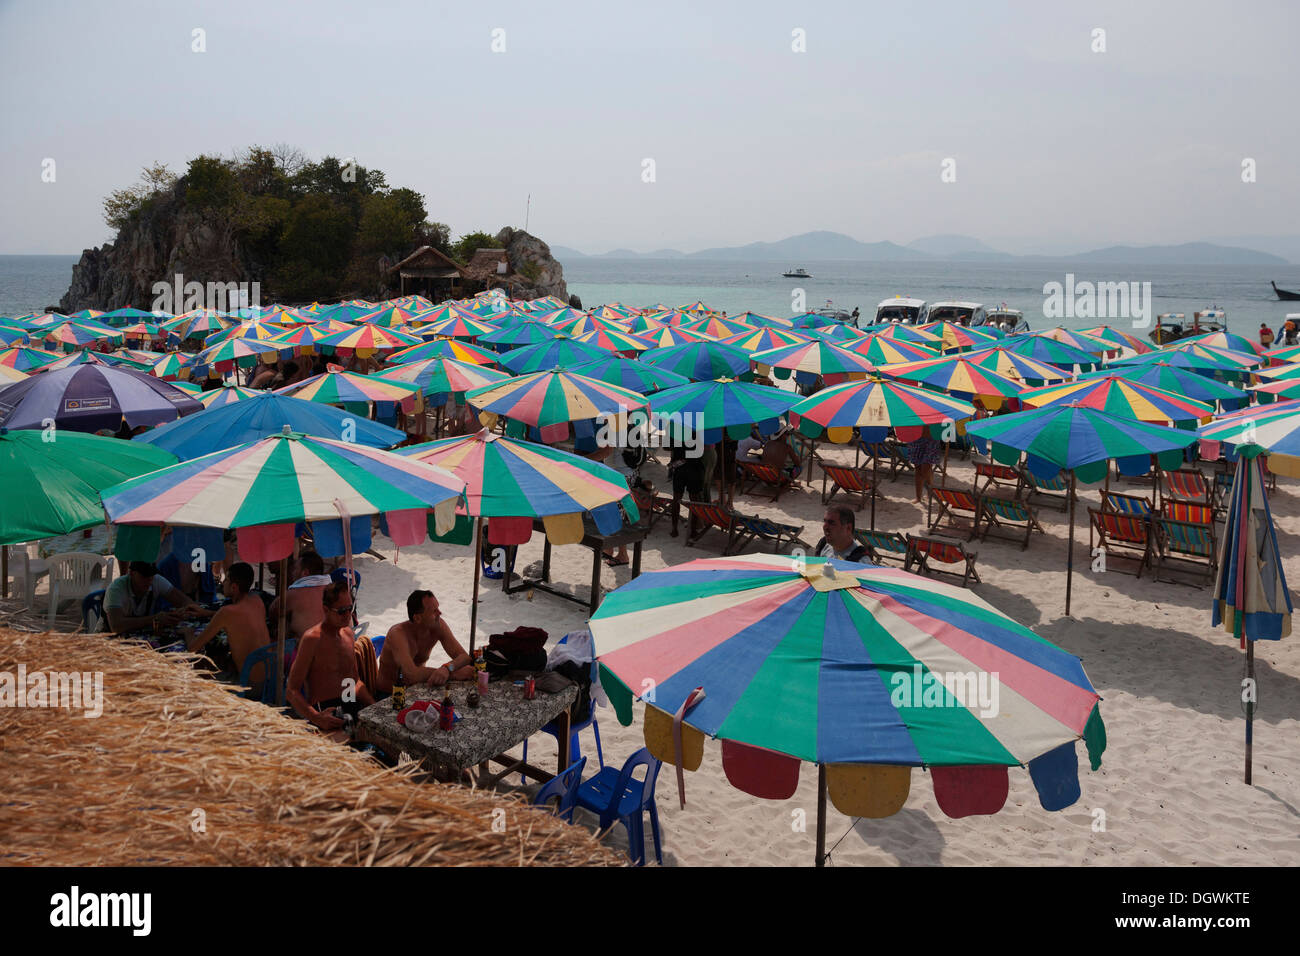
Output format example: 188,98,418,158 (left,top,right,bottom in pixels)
783,268,812,278
983,307,1030,334
922,301,986,327
1149,308,1226,346
868,297,926,327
